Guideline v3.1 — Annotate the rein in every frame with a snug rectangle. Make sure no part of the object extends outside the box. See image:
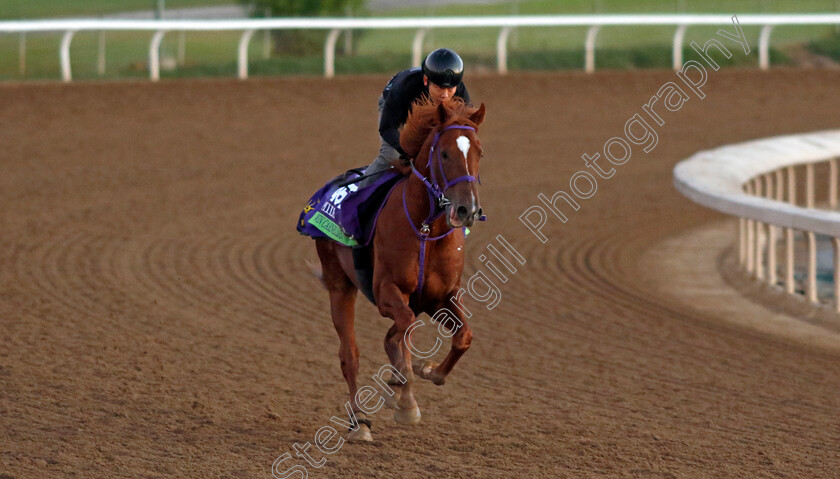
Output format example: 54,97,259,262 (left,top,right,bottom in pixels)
401,124,484,299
